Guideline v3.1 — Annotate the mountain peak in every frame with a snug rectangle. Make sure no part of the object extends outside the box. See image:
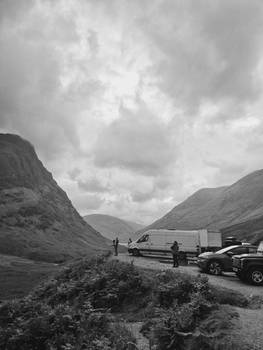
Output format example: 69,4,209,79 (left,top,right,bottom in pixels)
84,213,144,241
0,133,108,262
